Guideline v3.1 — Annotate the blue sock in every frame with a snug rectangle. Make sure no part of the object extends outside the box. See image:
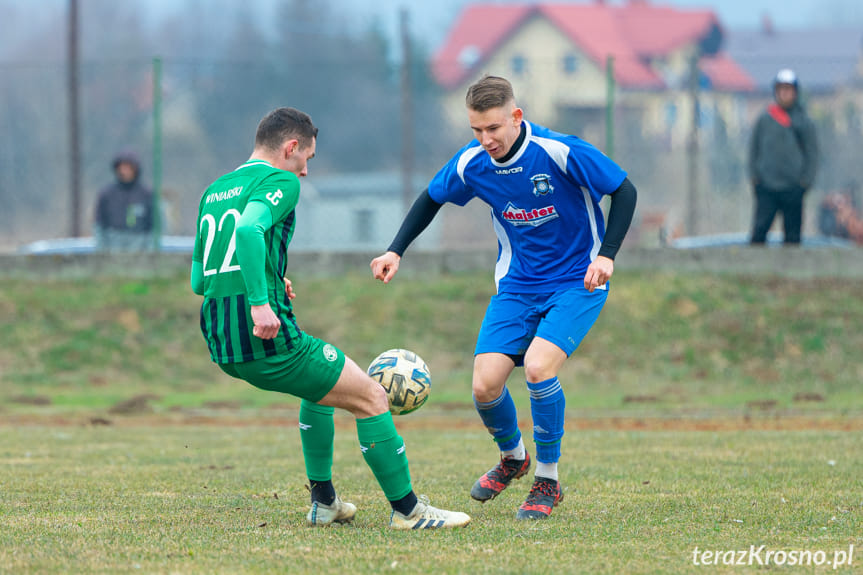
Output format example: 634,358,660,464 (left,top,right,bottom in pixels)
528,377,565,463
474,387,521,452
